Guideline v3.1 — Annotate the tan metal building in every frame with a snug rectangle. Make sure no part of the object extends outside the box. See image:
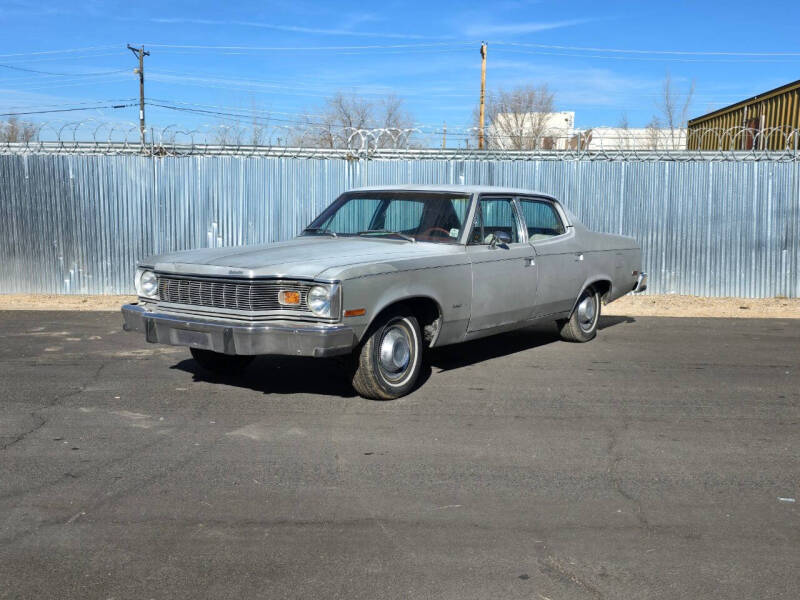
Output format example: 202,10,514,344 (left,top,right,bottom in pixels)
687,79,800,150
